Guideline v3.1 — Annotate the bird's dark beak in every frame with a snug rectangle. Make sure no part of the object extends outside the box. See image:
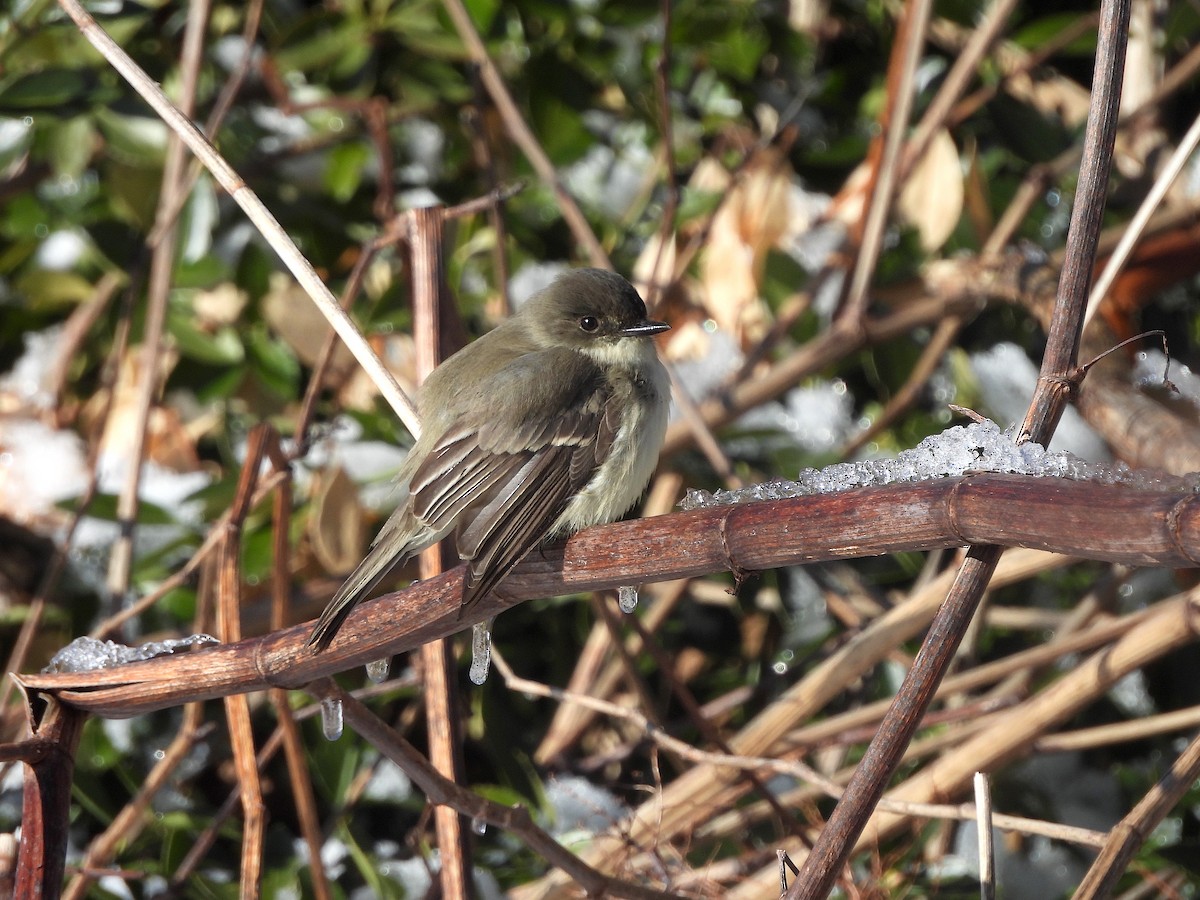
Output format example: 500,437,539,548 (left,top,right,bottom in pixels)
621,318,671,337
